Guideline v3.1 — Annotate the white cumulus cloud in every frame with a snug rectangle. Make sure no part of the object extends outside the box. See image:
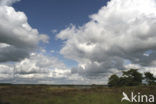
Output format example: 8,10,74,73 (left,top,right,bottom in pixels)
0,3,49,62
57,0,156,82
